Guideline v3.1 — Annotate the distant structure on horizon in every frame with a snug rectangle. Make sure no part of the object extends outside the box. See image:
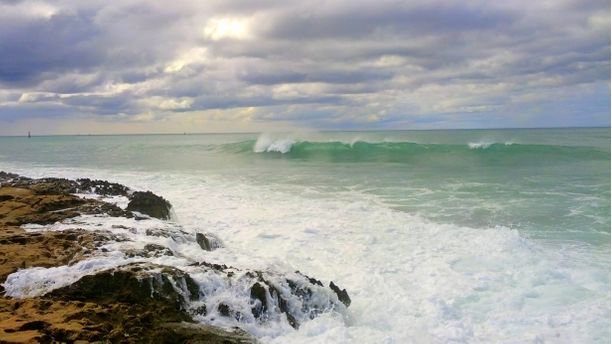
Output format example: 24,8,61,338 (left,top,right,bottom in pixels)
28,131,31,138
